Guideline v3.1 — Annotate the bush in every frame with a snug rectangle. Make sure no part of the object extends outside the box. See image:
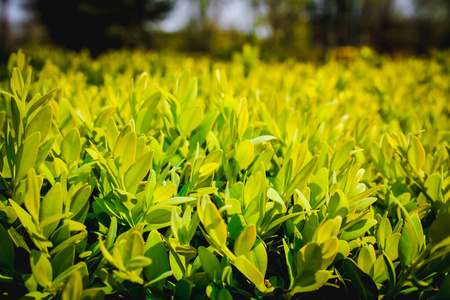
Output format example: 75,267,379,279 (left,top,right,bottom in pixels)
0,46,449,299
